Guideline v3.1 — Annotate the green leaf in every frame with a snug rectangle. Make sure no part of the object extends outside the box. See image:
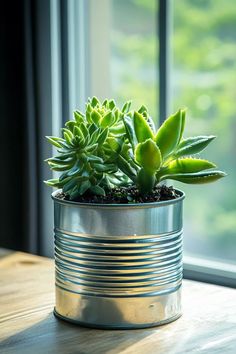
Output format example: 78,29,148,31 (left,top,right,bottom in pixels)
135,139,162,174
45,156,75,165
138,105,147,114
165,158,216,174
73,110,84,124
155,109,185,158
160,171,227,184
63,176,89,193
89,123,97,136
90,185,106,196
67,161,82,177
51,152,75,160
87,155,103,163
106,137,122,153
137,168,155,194
73,126,83,138
133,111,154,143
78,180,91,195
63,178,79,193
63,132,72,145
85,143,98,153
65,121,76,132
100,111,115,128
123,115,137,150
91,96,99,108
102,99,108,108
48,163,72,171
97,128,108,145
93,163,117,172
117,155,136,181
80,122,89,138
91,110,101,125
109,123,126,135
174,135,216,158
45,136,64,148
108,99,116,110
44,178,60,187
122,100,132,113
